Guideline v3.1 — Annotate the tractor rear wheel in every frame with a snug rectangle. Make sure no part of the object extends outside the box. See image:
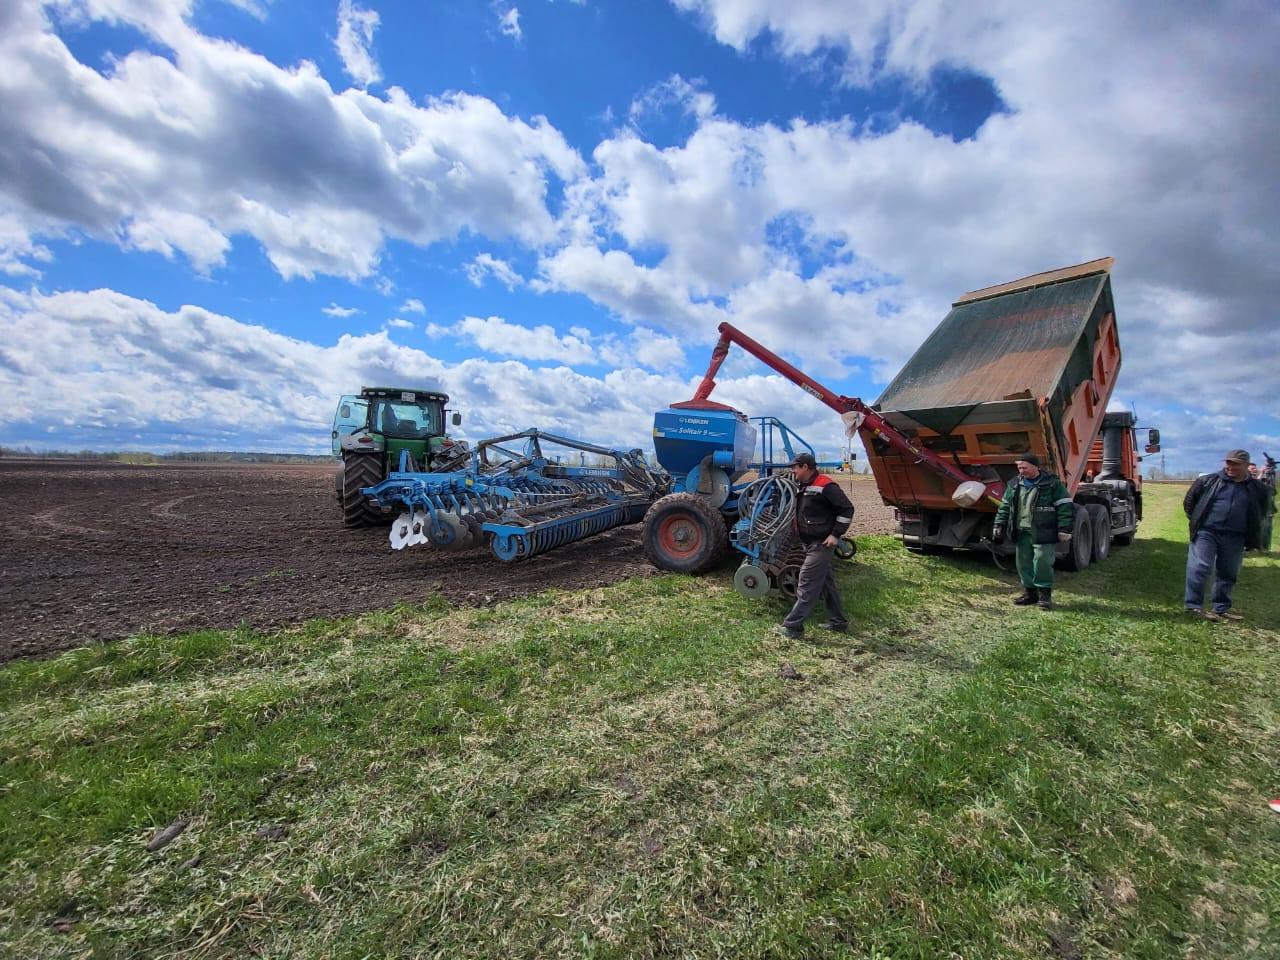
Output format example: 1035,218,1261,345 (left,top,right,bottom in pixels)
641,493,728,574
342,453,387,528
